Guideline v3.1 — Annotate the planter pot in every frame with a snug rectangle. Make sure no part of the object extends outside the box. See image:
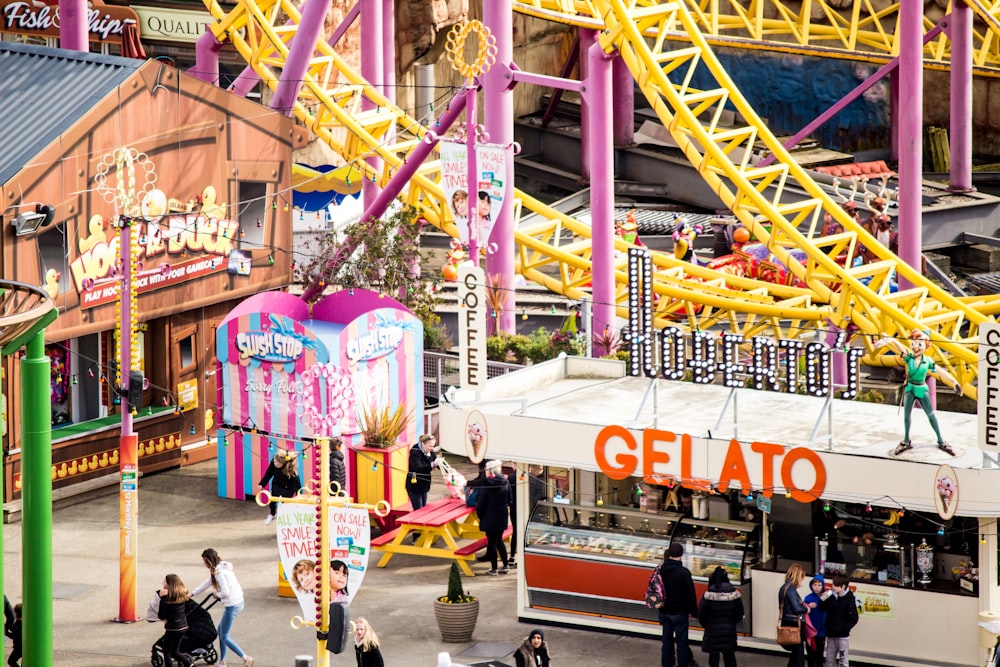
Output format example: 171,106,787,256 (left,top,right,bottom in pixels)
433,598,480,643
